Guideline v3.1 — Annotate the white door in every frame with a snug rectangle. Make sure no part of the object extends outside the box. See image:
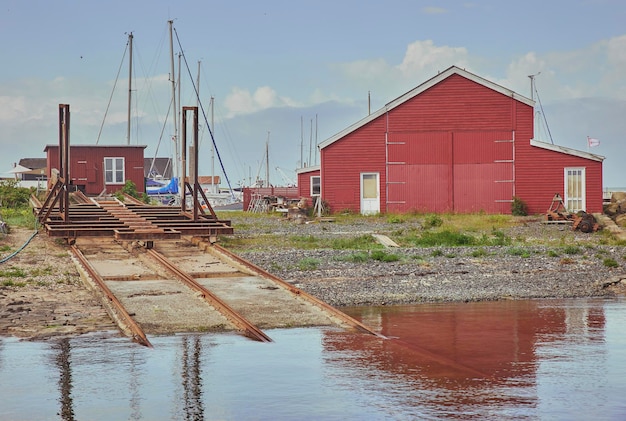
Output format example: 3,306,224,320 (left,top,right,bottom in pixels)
360,173,380,215
564,167,586,212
